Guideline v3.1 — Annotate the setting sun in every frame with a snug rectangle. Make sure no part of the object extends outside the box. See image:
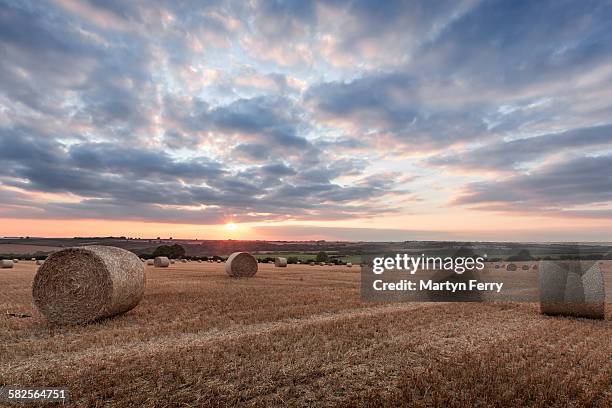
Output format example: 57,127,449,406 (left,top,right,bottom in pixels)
225,222,237,231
